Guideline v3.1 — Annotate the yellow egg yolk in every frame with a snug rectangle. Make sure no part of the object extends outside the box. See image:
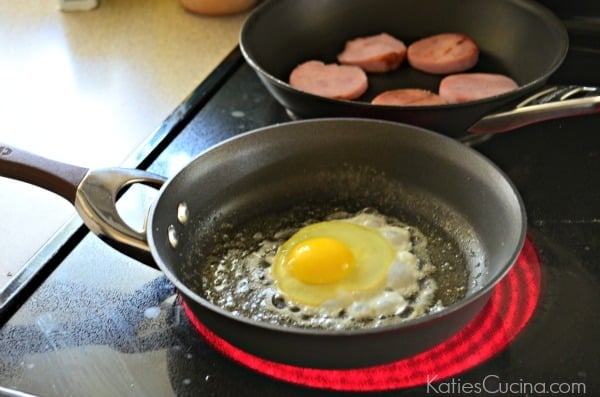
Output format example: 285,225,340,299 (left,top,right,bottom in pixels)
287,237,356,284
